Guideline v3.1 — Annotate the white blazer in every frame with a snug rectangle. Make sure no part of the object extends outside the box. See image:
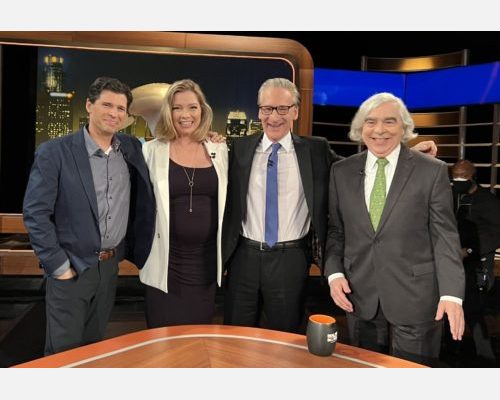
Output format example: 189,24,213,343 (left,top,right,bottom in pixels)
140,138,228,293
